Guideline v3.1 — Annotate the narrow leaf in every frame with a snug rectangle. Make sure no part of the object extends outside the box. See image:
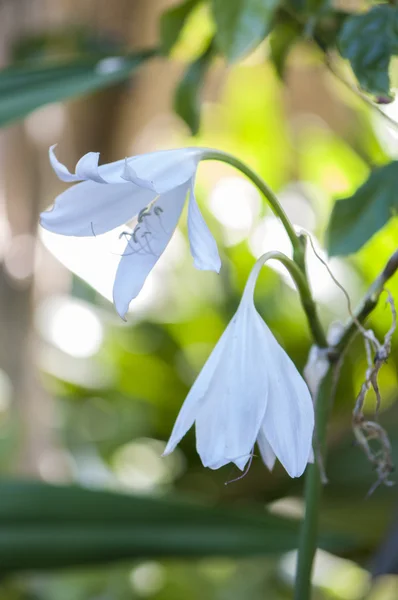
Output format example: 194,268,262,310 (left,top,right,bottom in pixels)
0,479,348,571
160,0,200,55
327,162,398,256
338,5,398,97
212,0,280,63
174,41,214,134
0,50,155,128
